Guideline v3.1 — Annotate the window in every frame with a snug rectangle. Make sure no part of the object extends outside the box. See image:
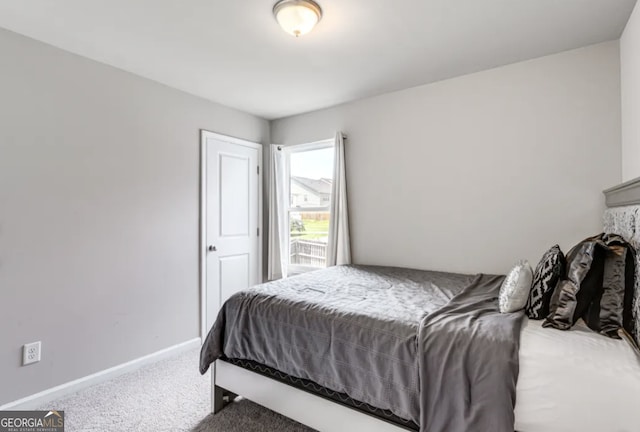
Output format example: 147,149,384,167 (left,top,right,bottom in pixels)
284,140,335,273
